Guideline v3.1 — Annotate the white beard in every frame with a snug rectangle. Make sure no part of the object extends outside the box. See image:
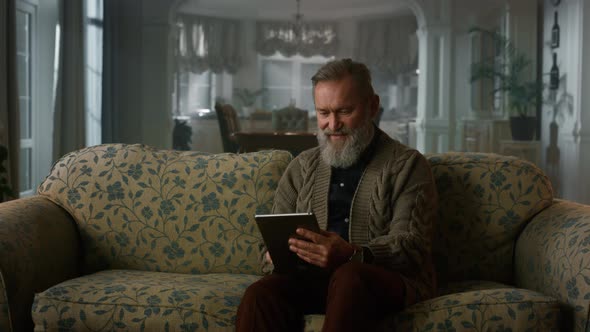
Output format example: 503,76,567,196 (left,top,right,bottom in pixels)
317,117,375,168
